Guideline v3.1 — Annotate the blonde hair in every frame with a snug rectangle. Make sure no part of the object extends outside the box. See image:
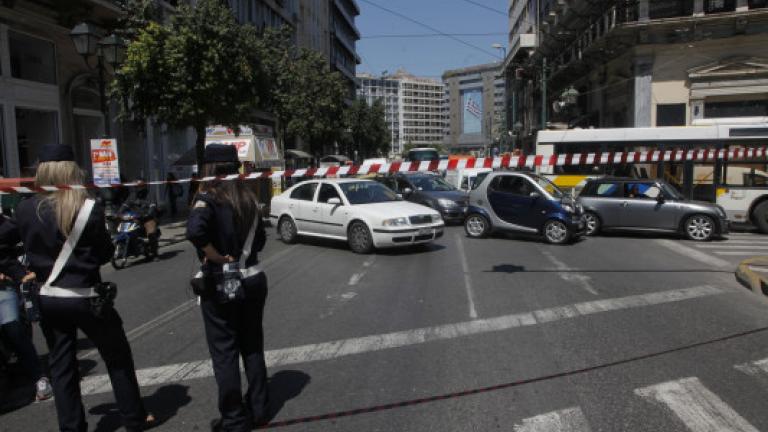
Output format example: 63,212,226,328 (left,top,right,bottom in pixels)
35,161,88,236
